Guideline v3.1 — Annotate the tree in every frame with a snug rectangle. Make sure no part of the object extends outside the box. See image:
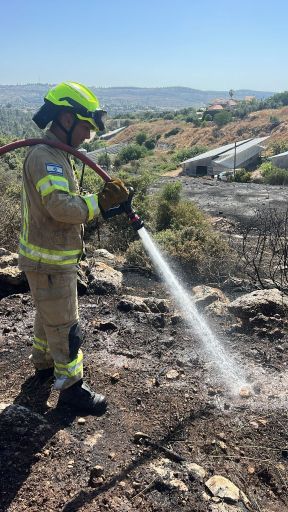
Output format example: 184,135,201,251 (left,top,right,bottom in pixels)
229,89,234,99
135,132,147,145
214,110,232,127
98,152,111,171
